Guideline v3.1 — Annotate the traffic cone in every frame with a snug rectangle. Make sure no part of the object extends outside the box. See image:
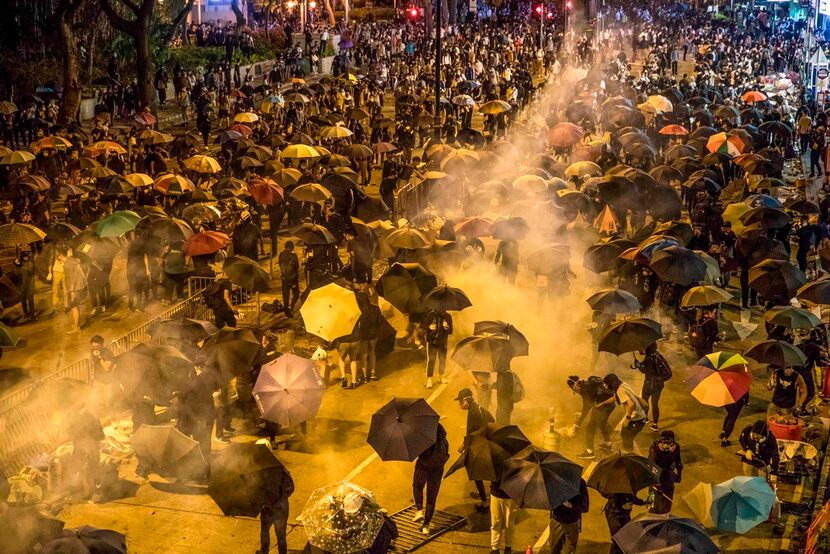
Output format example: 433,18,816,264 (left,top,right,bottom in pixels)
525,547,532,554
